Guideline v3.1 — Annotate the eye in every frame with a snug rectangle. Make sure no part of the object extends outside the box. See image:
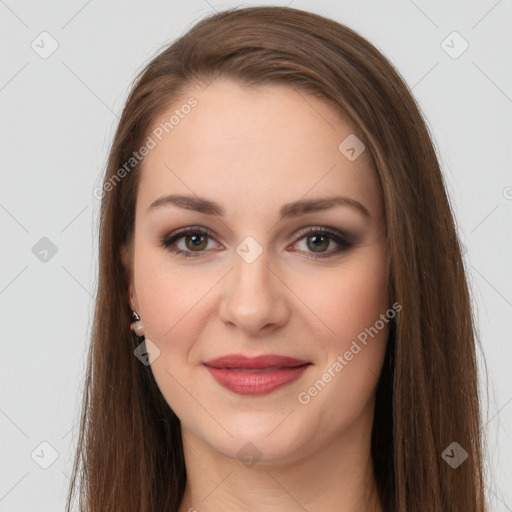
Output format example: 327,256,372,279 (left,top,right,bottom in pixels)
160,226,353,259
160,226,219,258
289,226,353,259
